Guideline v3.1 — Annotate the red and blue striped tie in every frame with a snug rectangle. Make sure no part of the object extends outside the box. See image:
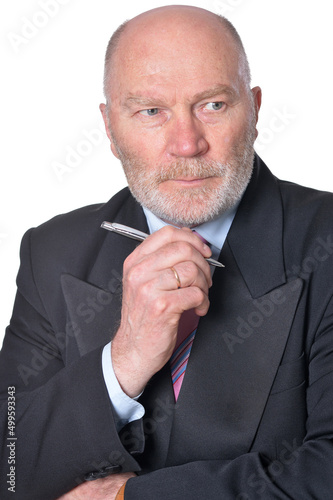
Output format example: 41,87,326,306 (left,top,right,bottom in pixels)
170,308,199,400
170,231,209,400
